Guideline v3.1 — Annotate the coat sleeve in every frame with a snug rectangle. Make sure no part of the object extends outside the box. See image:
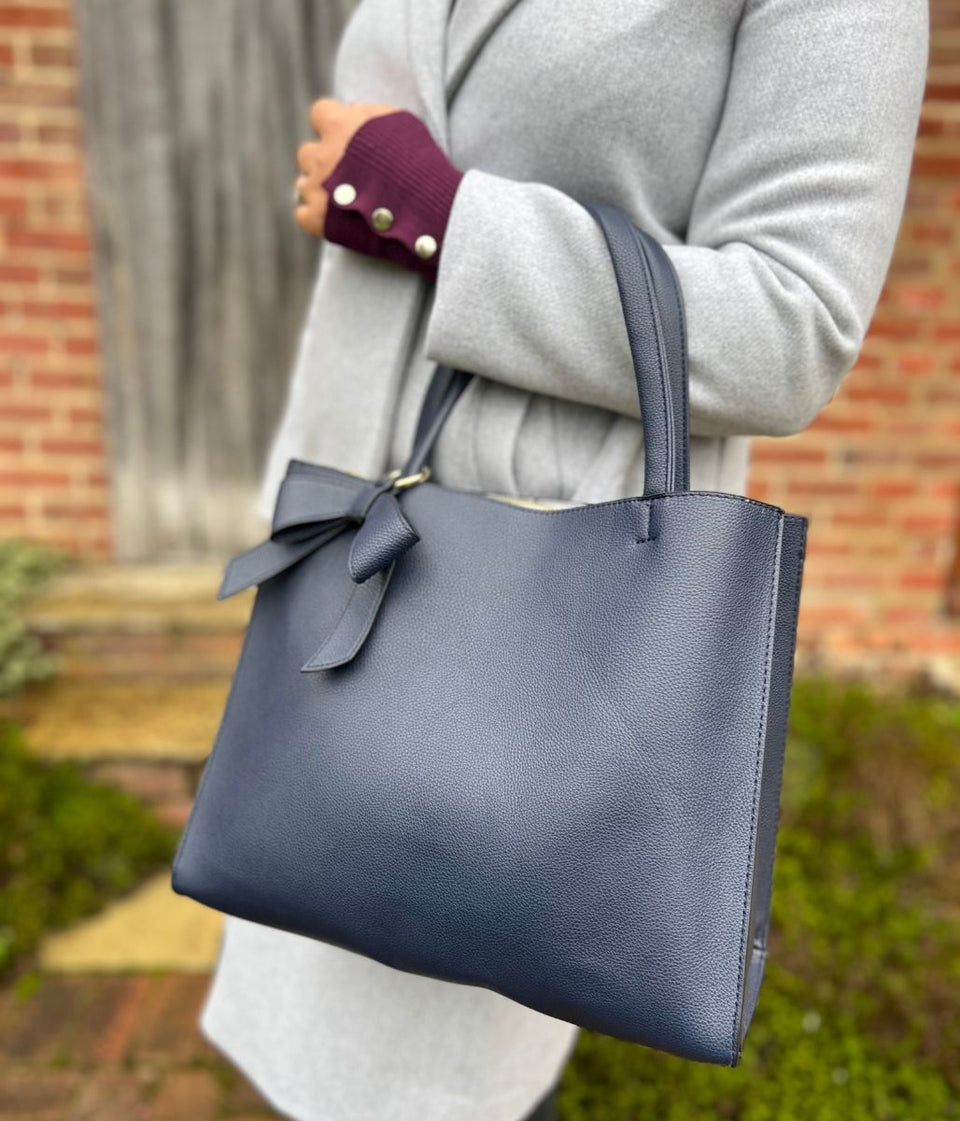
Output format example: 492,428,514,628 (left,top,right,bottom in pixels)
423,0,928,438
